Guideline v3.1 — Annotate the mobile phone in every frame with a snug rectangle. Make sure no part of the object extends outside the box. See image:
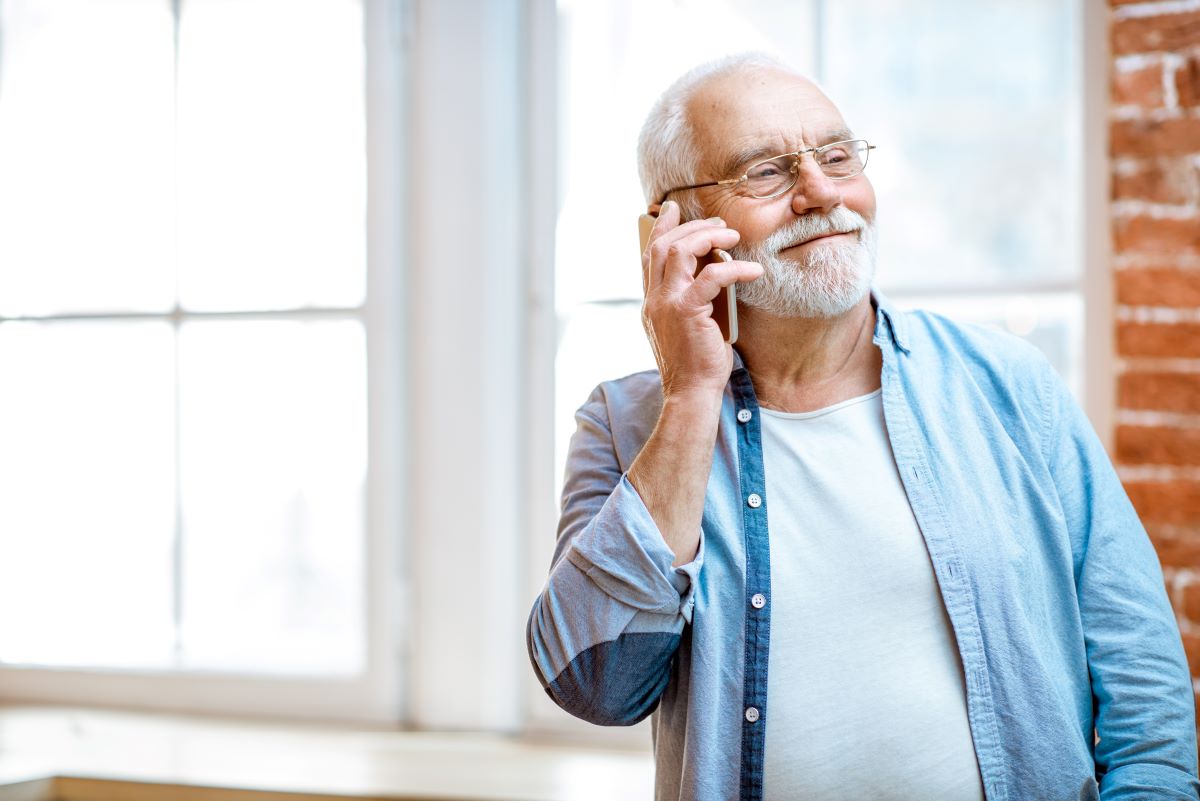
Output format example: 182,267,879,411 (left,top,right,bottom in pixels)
638,212,739,344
